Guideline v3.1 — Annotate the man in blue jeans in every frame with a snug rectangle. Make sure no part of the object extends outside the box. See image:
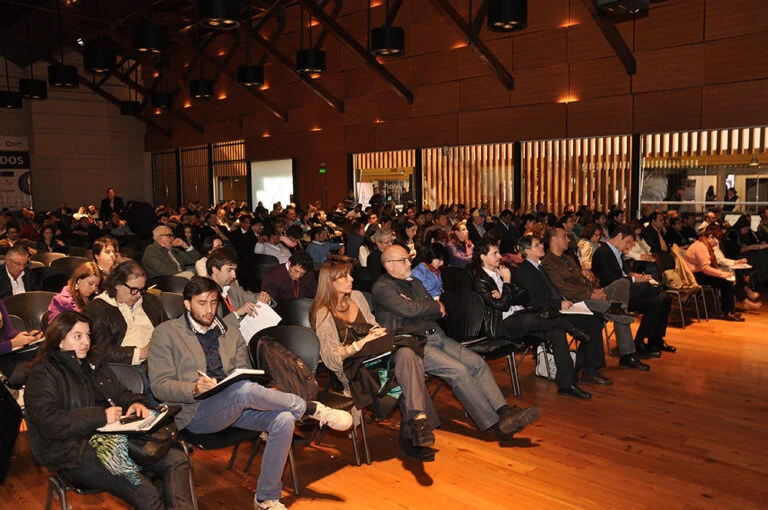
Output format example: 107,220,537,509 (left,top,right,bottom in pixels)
149,277,352,510
372,245,540,454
